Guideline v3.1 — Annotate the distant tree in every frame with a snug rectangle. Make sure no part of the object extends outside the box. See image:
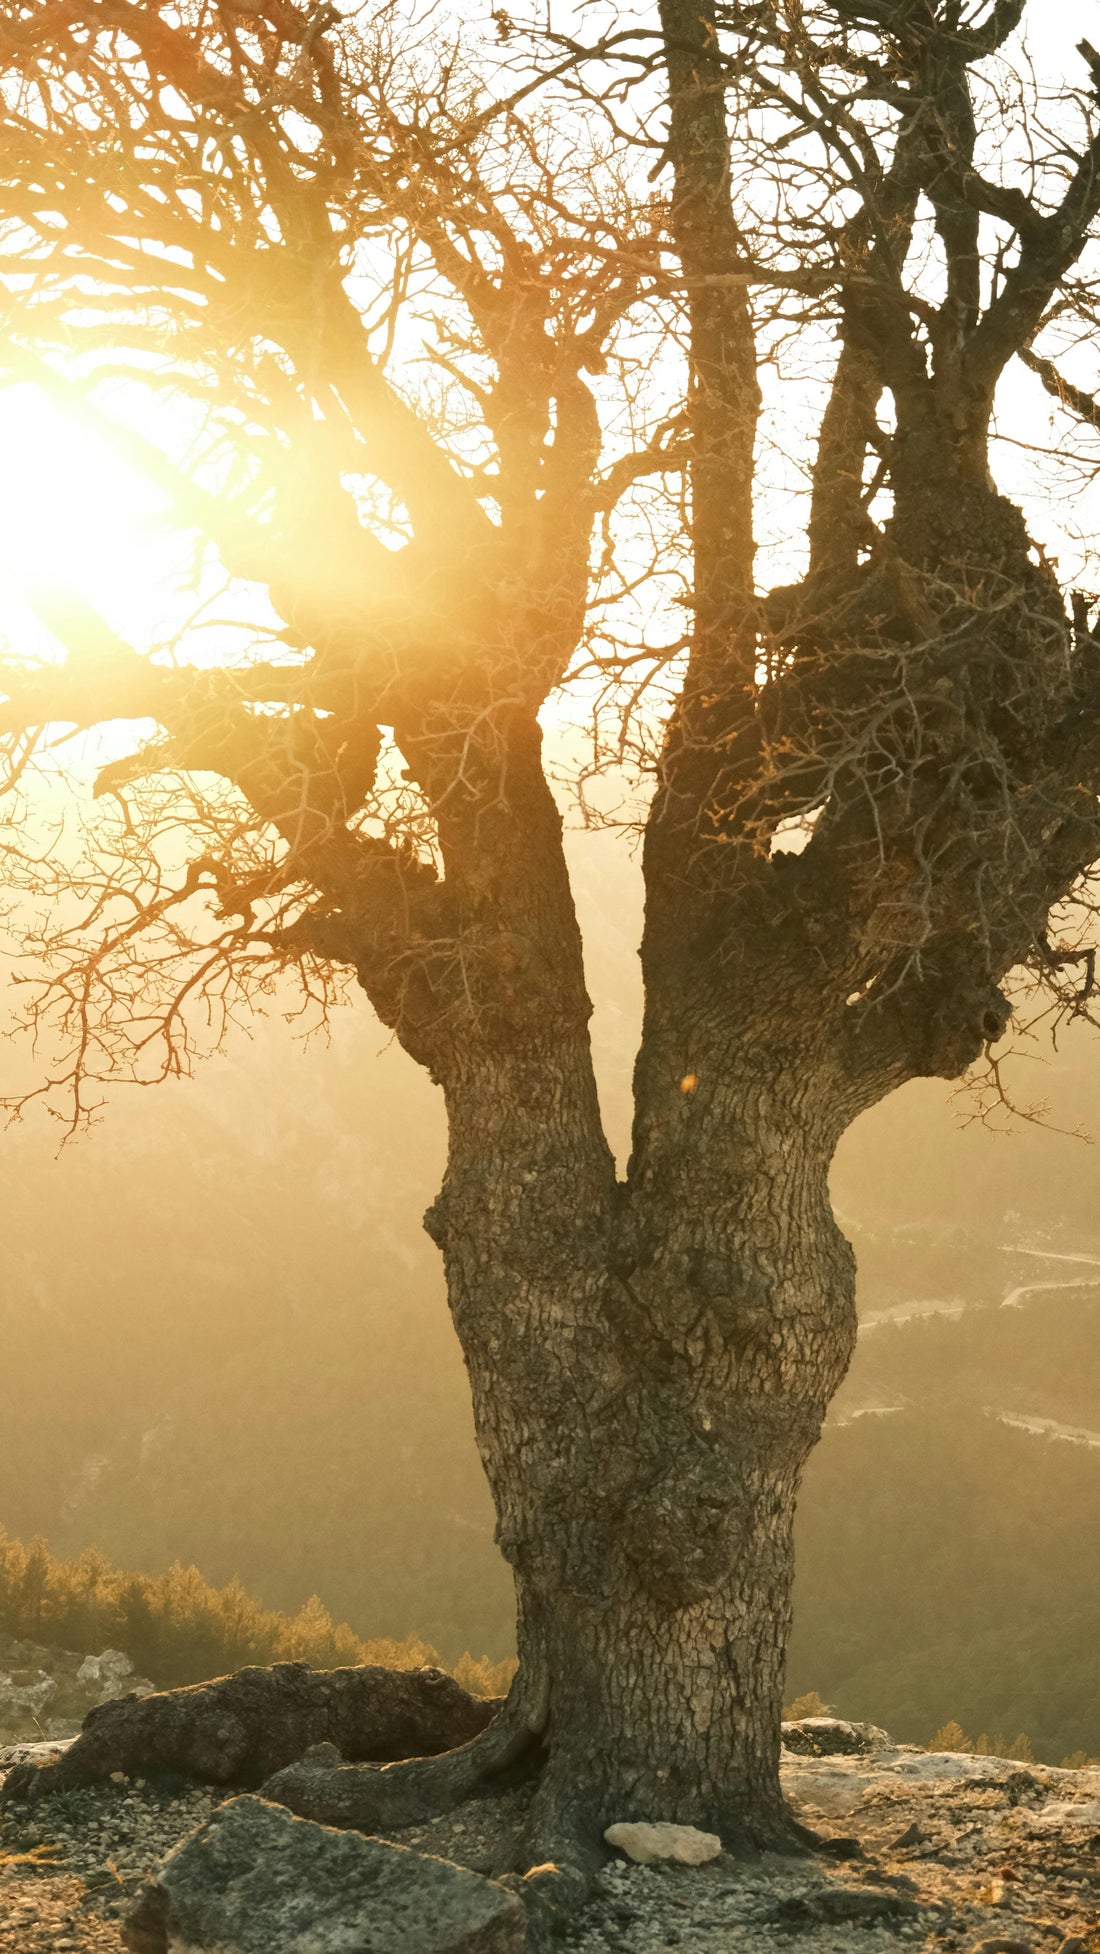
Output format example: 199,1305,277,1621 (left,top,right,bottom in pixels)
2,0,1100,1915
974,1729,1036,1760
783,1690,831,1720
931,1720,970,1752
